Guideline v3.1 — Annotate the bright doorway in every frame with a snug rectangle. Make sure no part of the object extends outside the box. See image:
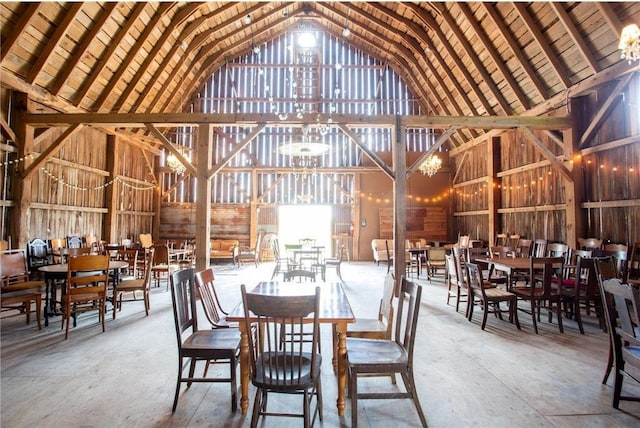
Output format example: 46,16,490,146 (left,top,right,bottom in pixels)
277,205,332,256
